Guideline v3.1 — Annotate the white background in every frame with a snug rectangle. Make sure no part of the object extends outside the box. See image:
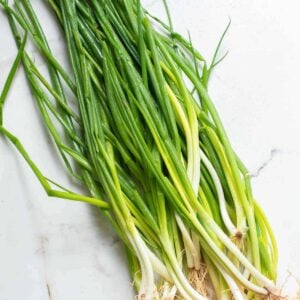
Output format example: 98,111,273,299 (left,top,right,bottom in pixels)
0,0,299,299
